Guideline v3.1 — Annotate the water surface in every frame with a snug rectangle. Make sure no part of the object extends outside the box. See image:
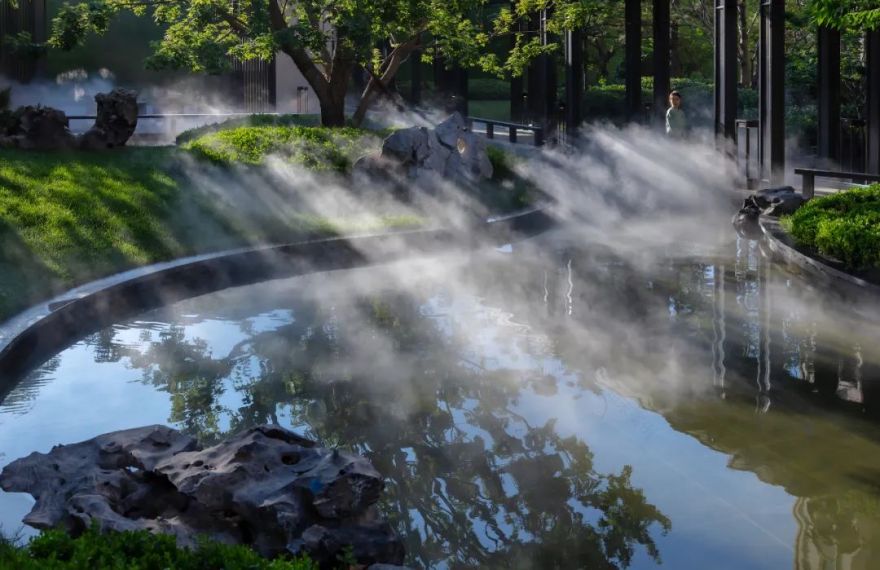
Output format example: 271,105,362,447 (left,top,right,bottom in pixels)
2,226,879,569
